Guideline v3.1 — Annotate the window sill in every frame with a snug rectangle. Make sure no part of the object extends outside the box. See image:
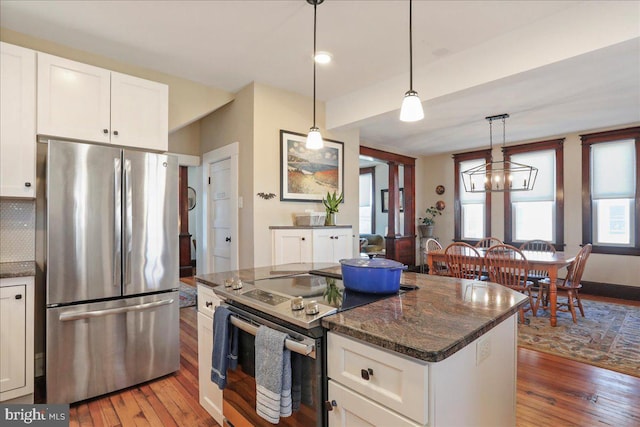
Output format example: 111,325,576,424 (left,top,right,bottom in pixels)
589,245,640,256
